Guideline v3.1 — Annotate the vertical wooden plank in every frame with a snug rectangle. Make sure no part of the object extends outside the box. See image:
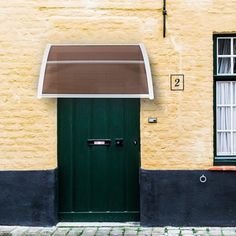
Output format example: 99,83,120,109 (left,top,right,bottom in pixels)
73,99,92,211
107,99,126,211
124,99,140,211
58,98,74,212
90,99,109,211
